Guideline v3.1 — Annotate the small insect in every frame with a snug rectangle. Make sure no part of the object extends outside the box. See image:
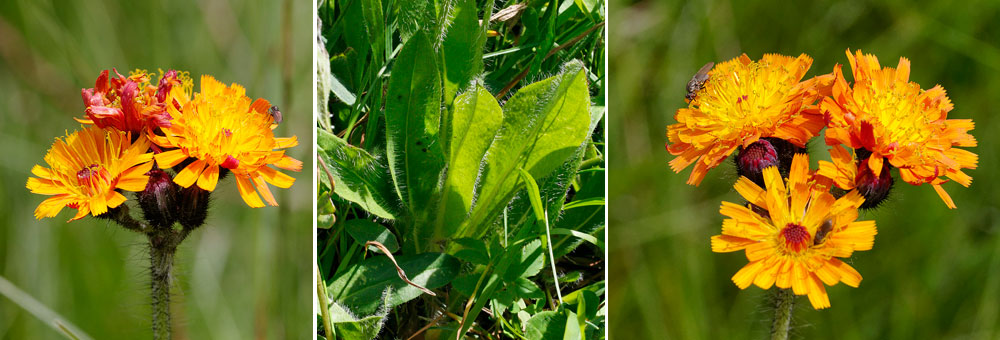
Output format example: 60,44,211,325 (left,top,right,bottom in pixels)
813,219,834,245
685,62,715,101
268,105,282,124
